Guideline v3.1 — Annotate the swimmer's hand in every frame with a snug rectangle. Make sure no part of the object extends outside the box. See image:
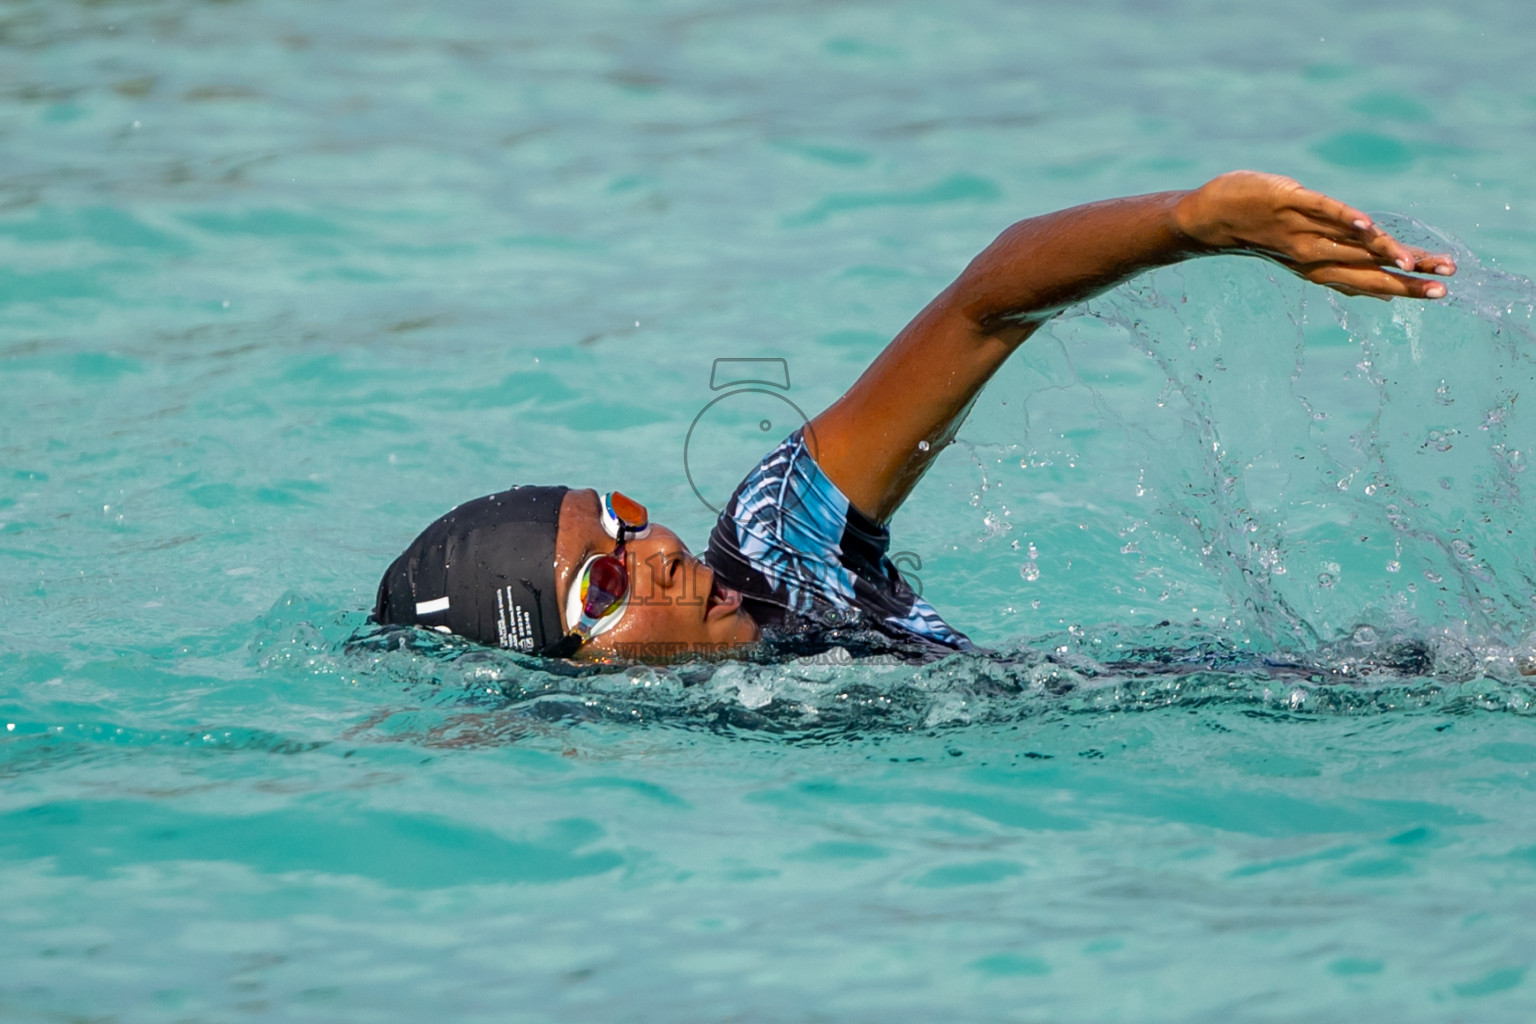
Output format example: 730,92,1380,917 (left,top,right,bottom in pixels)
1174,170,1456,300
